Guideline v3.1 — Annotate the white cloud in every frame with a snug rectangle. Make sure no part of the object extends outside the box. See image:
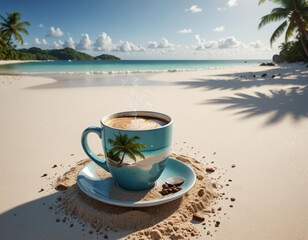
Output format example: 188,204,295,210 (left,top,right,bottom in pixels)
185,5,202,13
42,39,49,46
148,41,158,48
177,28,192,34
34,38,41,45
213,26,225,32
63,37,75,49
34,38,48,46
227,0,238,7
158,38,174,48
113,41,145,52
38,24,44,28
148,38,174,49
249,40,264,49
76,34,92,50
195,35,218,50
195,35,242,50
94,32,113,51
46,26,64,37
218,37,241,48
53,40,64,48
